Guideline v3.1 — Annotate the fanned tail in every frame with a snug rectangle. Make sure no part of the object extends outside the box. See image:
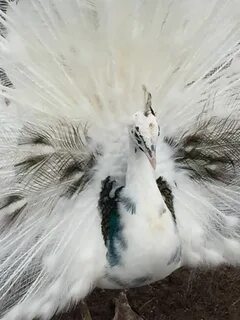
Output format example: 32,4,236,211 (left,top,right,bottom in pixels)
0,0,240,319
1,0,240,123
